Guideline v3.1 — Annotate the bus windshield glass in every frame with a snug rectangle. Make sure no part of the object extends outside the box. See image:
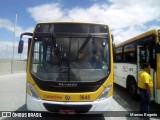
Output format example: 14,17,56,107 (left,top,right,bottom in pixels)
31,34,110,82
